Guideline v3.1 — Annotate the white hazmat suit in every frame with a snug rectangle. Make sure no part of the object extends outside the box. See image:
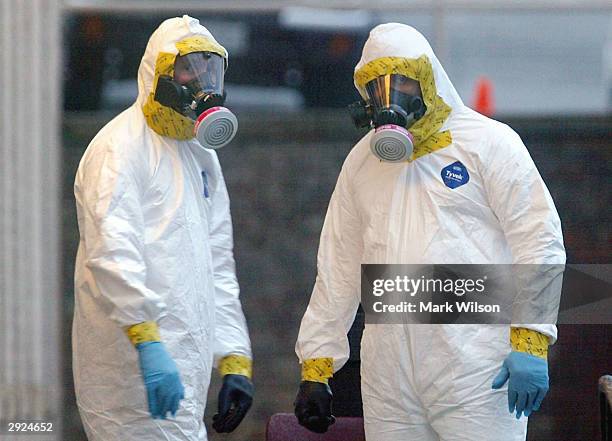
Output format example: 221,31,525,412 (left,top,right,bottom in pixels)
296,23,565,441
73,16,251,441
